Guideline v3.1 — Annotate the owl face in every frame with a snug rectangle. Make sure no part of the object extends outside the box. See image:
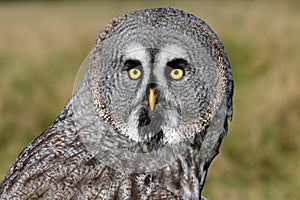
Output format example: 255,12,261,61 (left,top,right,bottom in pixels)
75,8,232,173
93,26,221,146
